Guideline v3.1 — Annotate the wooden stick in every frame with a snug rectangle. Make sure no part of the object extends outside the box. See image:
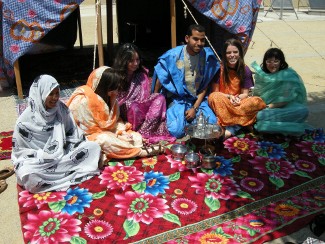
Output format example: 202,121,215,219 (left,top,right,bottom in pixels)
14,60,23,99
96,0,104,67
170,0,177,48
106,0,113,65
